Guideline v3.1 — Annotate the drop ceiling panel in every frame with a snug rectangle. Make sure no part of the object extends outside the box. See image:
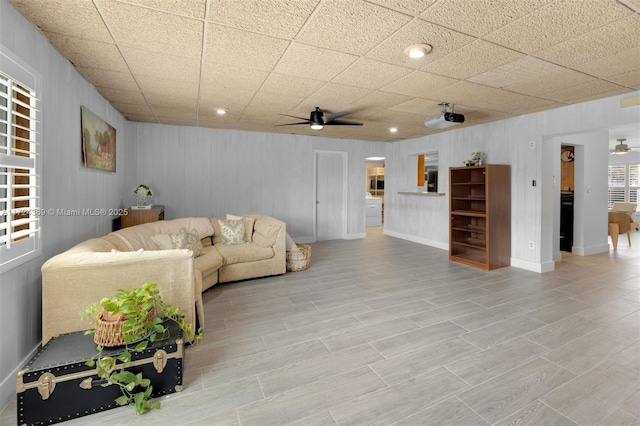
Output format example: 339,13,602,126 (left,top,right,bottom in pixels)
207,0,318,39
258,73,326,98
382,71,459,97
484,1,632,54
366,0,438,16
468,56,564,88
9,0,640,143
296,0,412,55
421,40,524,80
121,48,202,83
10,0,112,42
273,43,358,81
97,0,204,58
204,24,289,72
367,19,476,66
505,69,595,97
75,68,140,92
43,33,128,72
534,14,640,67
121,0,207,19
201,62,269,93
574,47,640,80
333,59,413,90
422,0,549,37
